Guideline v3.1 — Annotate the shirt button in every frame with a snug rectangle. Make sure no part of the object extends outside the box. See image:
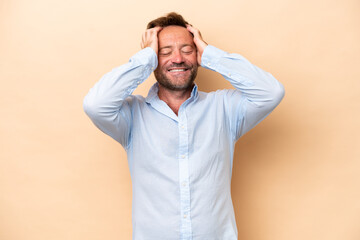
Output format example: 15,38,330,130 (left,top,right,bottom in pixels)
151,67,154,70
228,73,231,77
182,181,187,187
181,125,184,129
183,214,187,218
181,155,185,159
207,63,211,66
137,81,140,84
